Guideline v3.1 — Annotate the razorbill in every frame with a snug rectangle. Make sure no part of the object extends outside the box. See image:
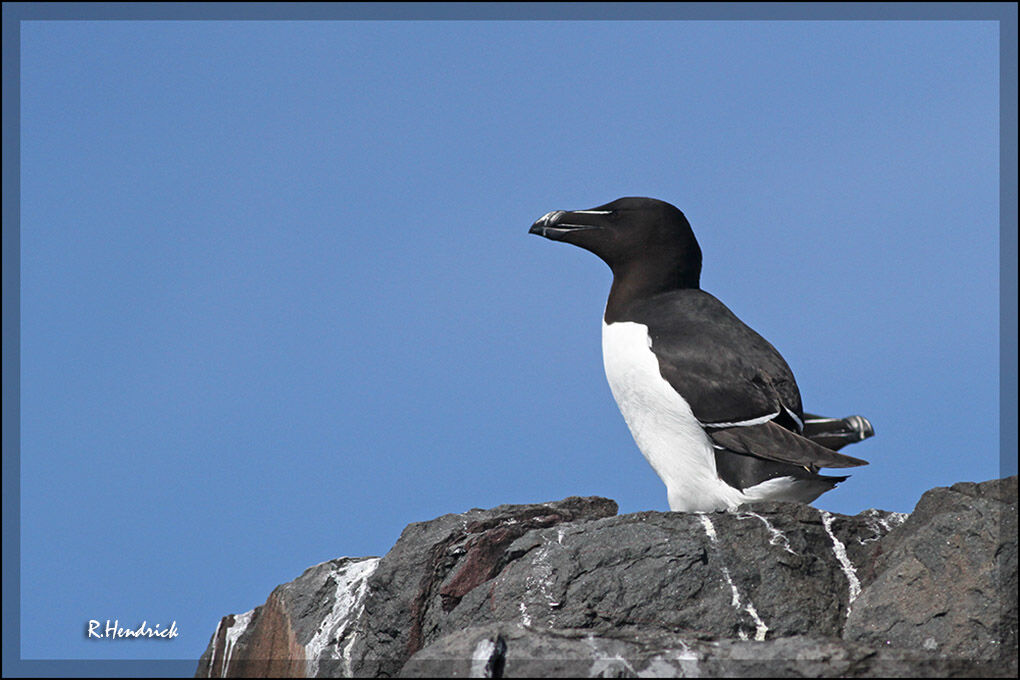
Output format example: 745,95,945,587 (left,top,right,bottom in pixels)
529,197,873,512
